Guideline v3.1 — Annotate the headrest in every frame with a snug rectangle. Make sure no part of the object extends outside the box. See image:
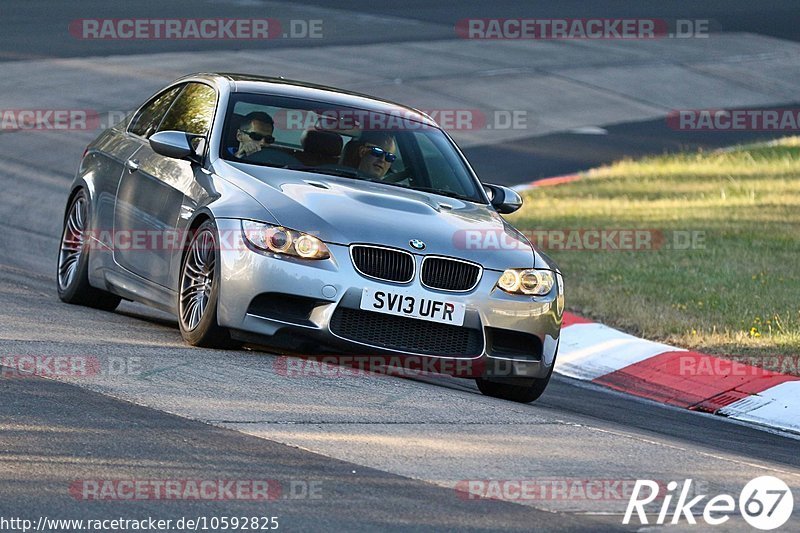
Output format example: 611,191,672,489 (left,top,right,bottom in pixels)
302,130,343,158
226,113,246,144
340,139,362,167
